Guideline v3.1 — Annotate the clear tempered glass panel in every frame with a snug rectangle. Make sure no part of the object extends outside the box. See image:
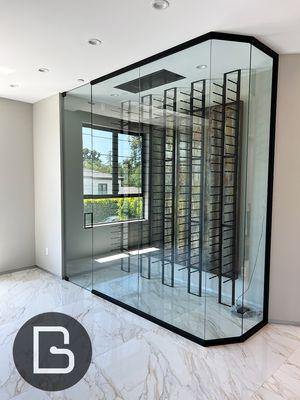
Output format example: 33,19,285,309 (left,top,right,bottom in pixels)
135,40,211,338
91,67,143,303
62,35,274,344
242,46,273,334
203,39,251,340
63,83,93,289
